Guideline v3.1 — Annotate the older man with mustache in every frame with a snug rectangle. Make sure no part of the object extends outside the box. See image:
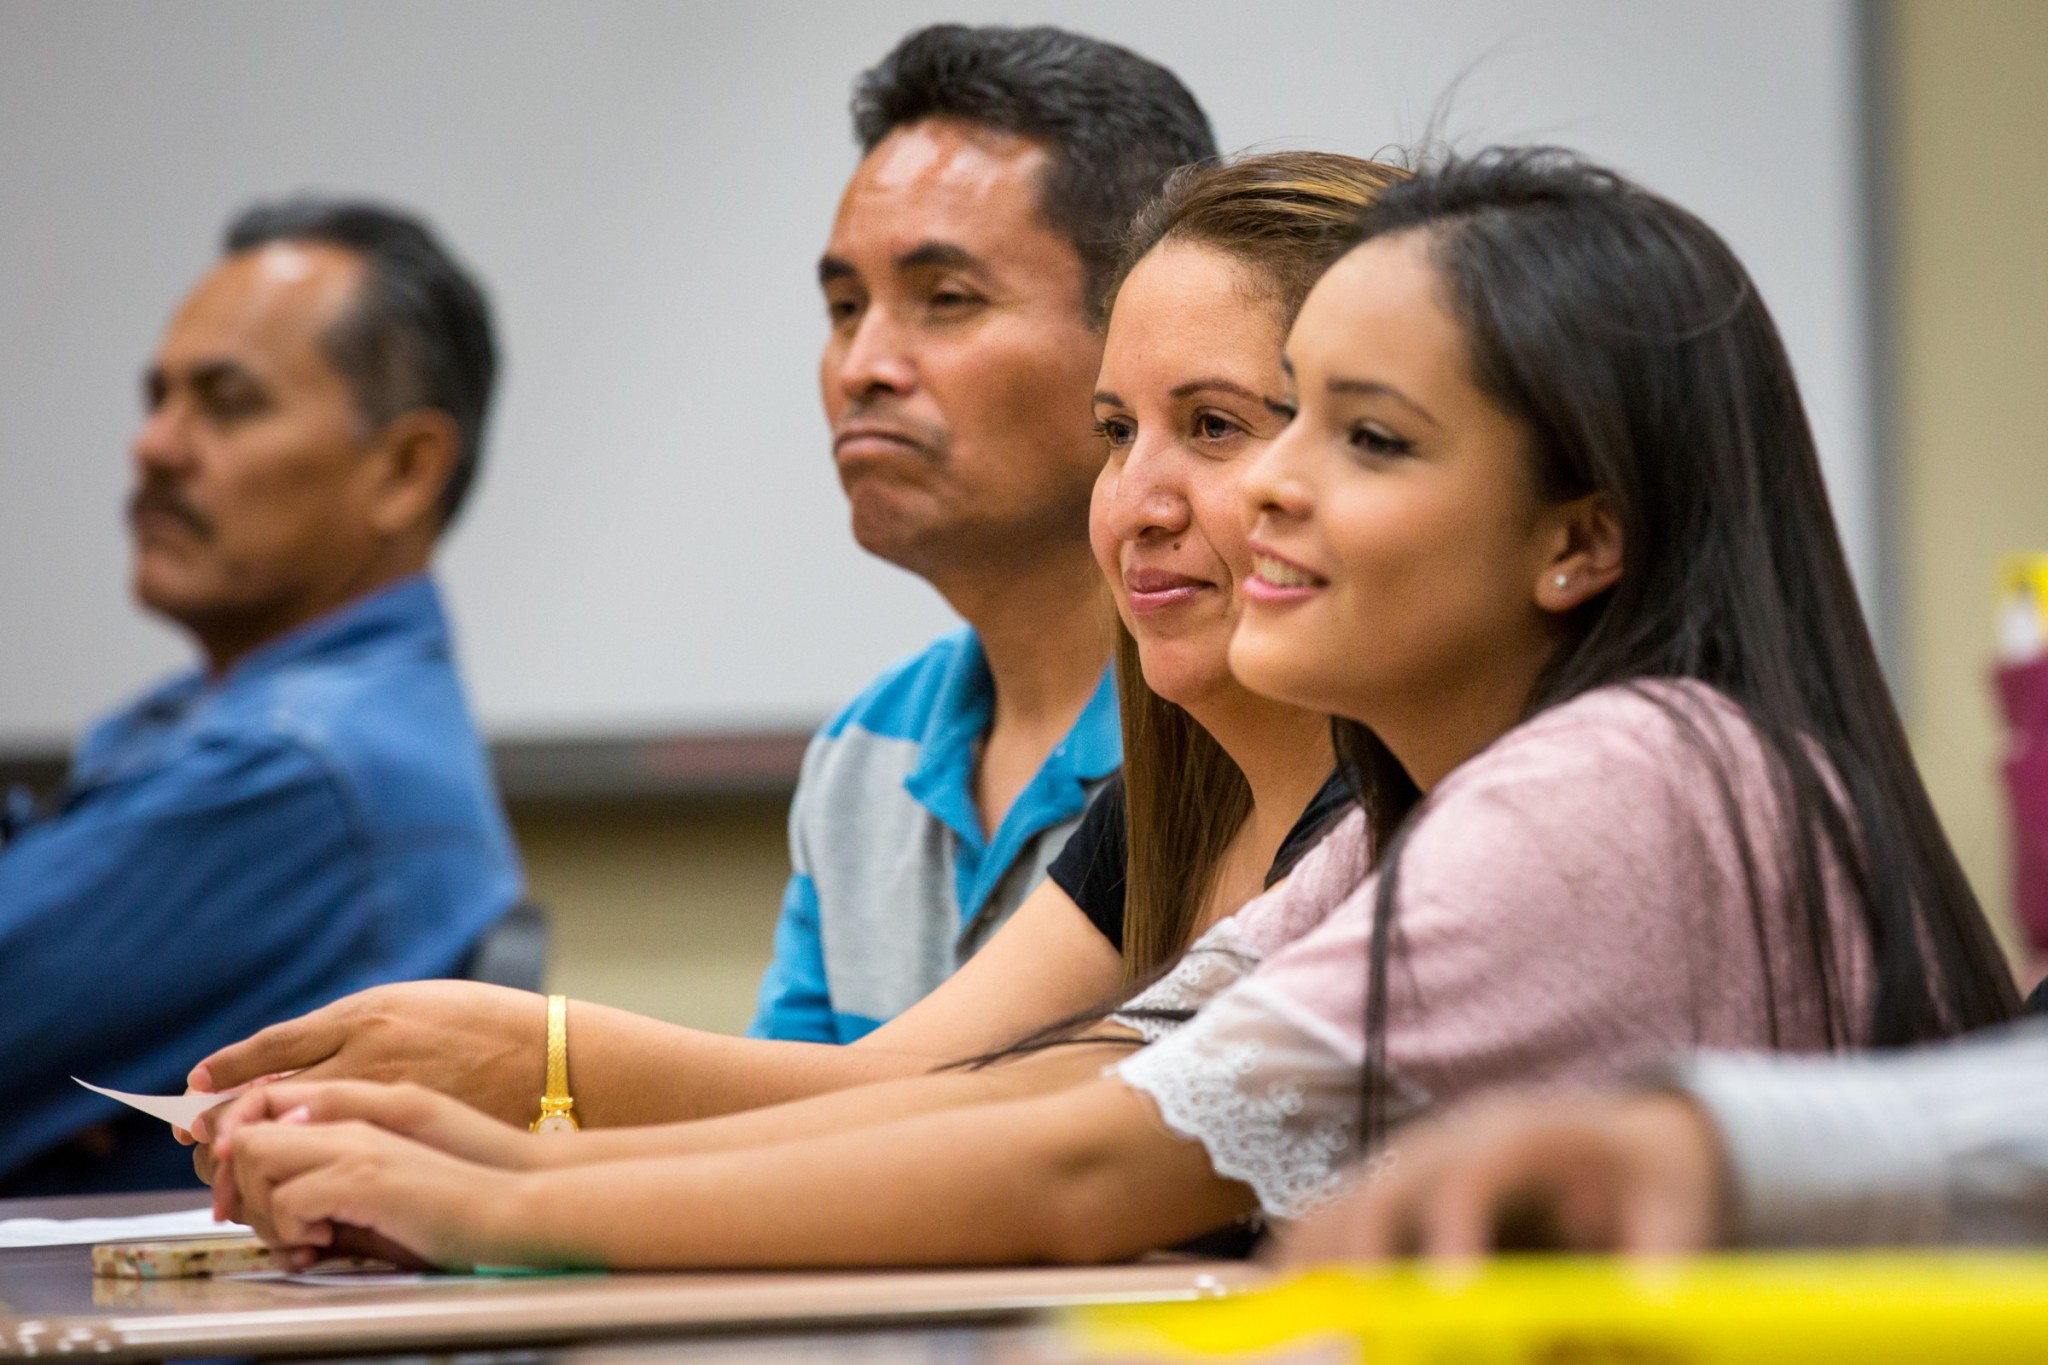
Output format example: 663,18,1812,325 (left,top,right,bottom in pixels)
0,199,521,1194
